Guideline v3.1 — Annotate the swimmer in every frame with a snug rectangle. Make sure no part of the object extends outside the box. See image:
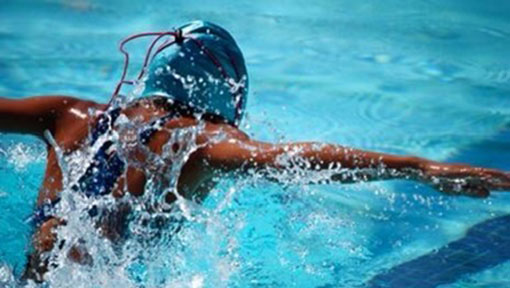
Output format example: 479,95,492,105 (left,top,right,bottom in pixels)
1,21,509,282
